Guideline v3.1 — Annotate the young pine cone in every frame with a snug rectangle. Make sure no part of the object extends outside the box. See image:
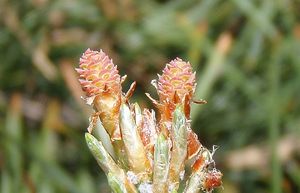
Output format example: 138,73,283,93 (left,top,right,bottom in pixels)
77,49,222,193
